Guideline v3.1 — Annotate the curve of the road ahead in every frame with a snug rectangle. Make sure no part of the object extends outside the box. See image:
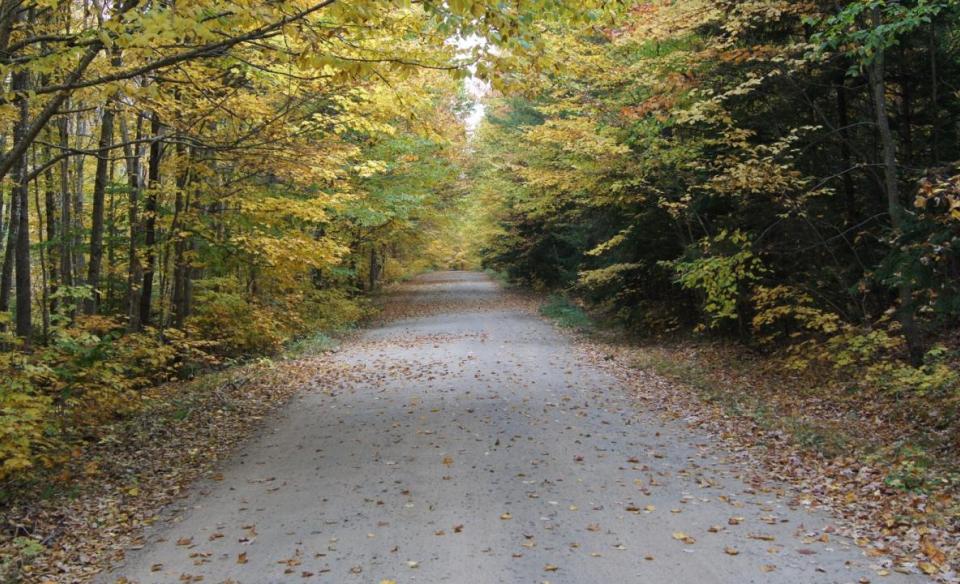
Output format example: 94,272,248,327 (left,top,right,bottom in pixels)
100,272,922,584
